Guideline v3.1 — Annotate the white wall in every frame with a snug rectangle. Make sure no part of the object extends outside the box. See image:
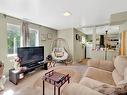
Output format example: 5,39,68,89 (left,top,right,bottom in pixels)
120,21,127,32
73,29,85,62
0,14,57,76
39,27,57,58
57,28,74,60
0,14,9,75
